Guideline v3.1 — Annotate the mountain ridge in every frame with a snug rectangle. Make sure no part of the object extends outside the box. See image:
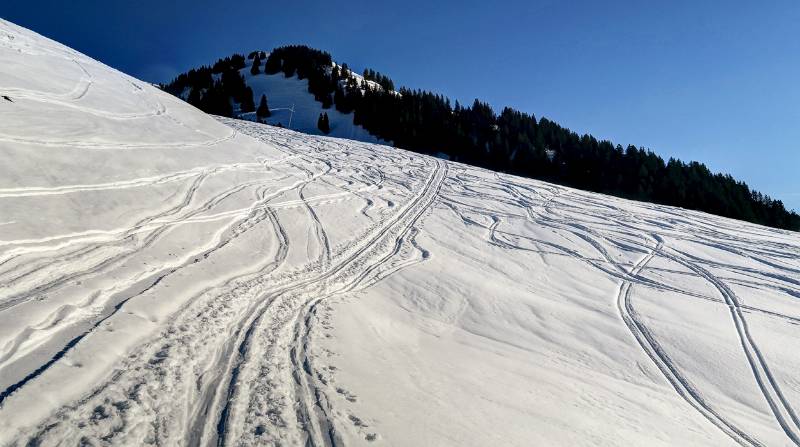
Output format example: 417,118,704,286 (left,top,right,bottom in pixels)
162,46,800,231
